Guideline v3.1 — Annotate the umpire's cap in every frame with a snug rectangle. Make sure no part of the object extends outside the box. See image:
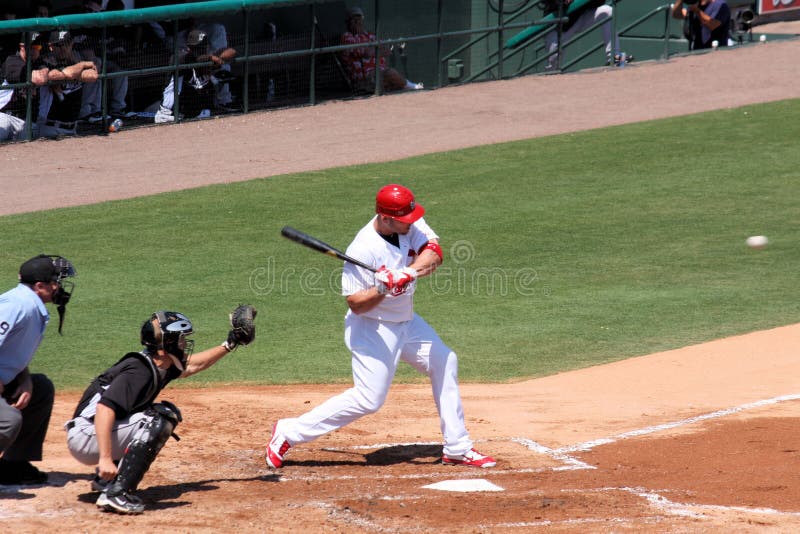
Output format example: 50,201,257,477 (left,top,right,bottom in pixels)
19,254,76,284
